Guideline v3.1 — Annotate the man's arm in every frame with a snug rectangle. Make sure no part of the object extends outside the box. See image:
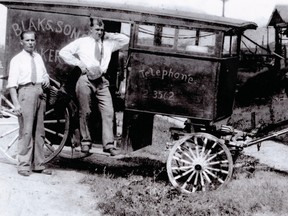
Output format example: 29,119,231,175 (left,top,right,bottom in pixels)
59,39,88,73
9,87,21,116
104,32,129,52
38,55,50,89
